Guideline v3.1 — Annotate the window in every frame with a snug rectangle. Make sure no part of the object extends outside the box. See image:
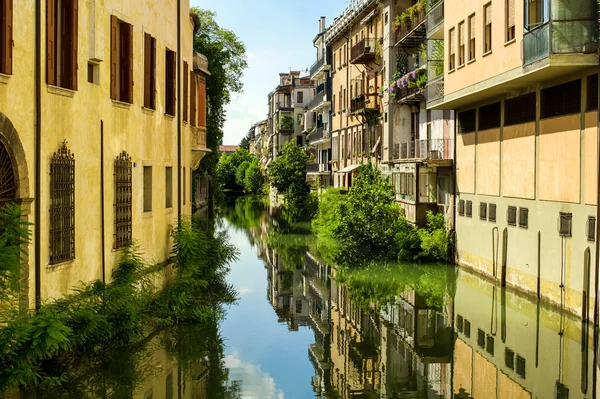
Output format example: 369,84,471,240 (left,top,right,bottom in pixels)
190,71,196,126
458,199,465,216
458,21,465,66
519,207,528,228
332,94,336,113
110,16,133,103
525,0,547,31
504,93,536,126
458,109,476,133
464,319,471,337
297,91,304,103
296,300,302,313
143,166,152,212
541,79,581,119
457,315,464,332
478,102,501,130
47,0,78,89
183,61,188,122
87,62,99,84
198,77,206,127
392,172,415,197
587,216,596,242
165,167,172,208
114,151,132,249
489,203,497,222
183,167,186,205
477,329,485,348
165,49,176,116
480,202,487,220
507,206,517,226
506,0,515,41
466,200,473,217
484,3,492,53
50,141,75,264
143,33,156,109
505,348,515,369
468,14,476,61
0,0,13,75
559,212,572,237
516,355,526,378
296,135,303,146
587,74,598,111
449,28,456,71
486,335,495,355
385,11,389,25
